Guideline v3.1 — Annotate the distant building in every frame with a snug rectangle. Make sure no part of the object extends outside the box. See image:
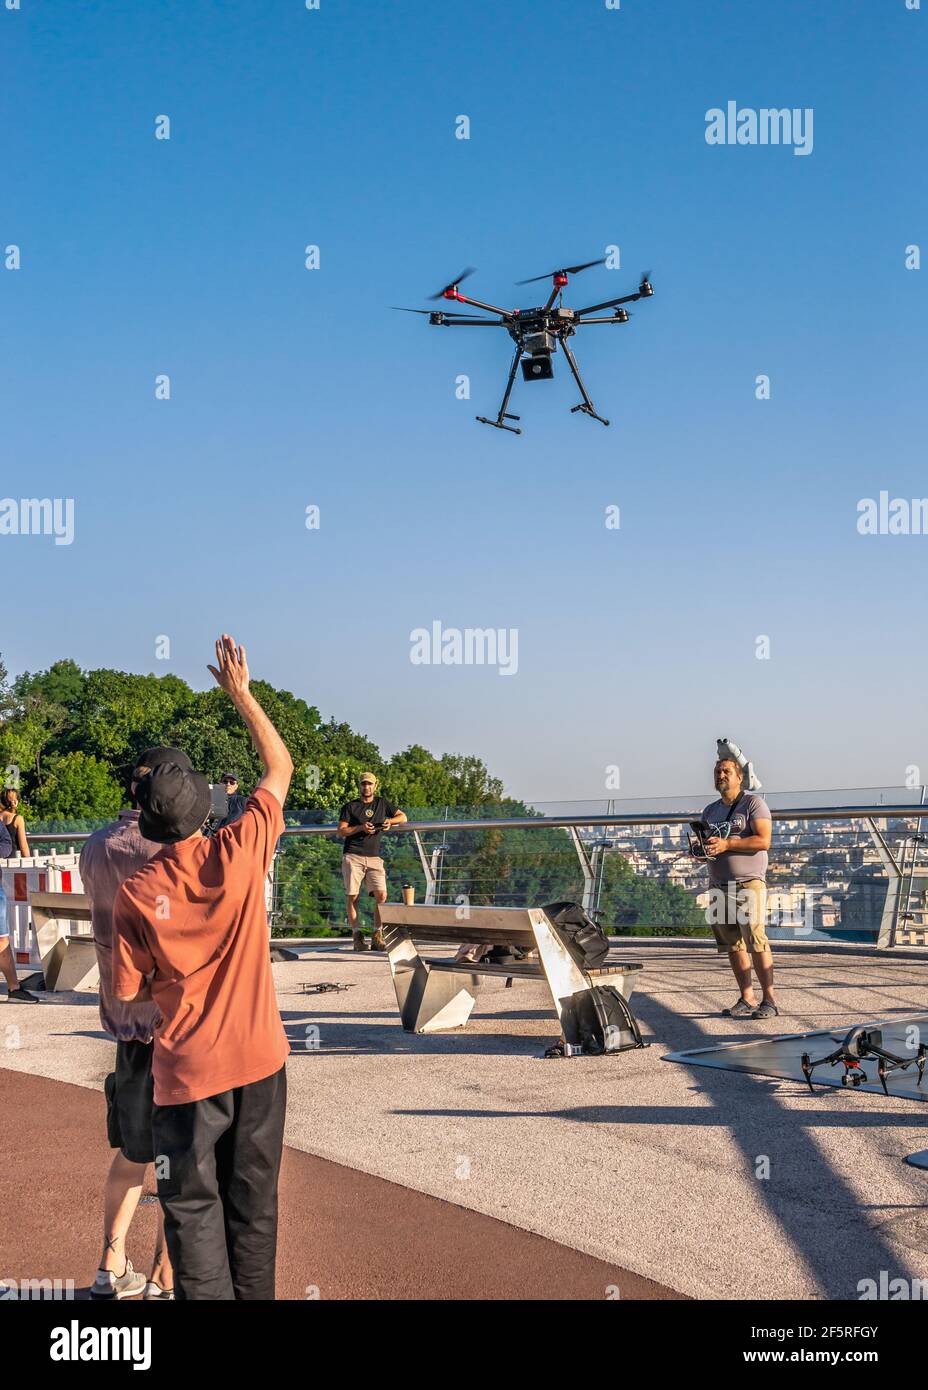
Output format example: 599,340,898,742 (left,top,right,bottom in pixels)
841,864,928,946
